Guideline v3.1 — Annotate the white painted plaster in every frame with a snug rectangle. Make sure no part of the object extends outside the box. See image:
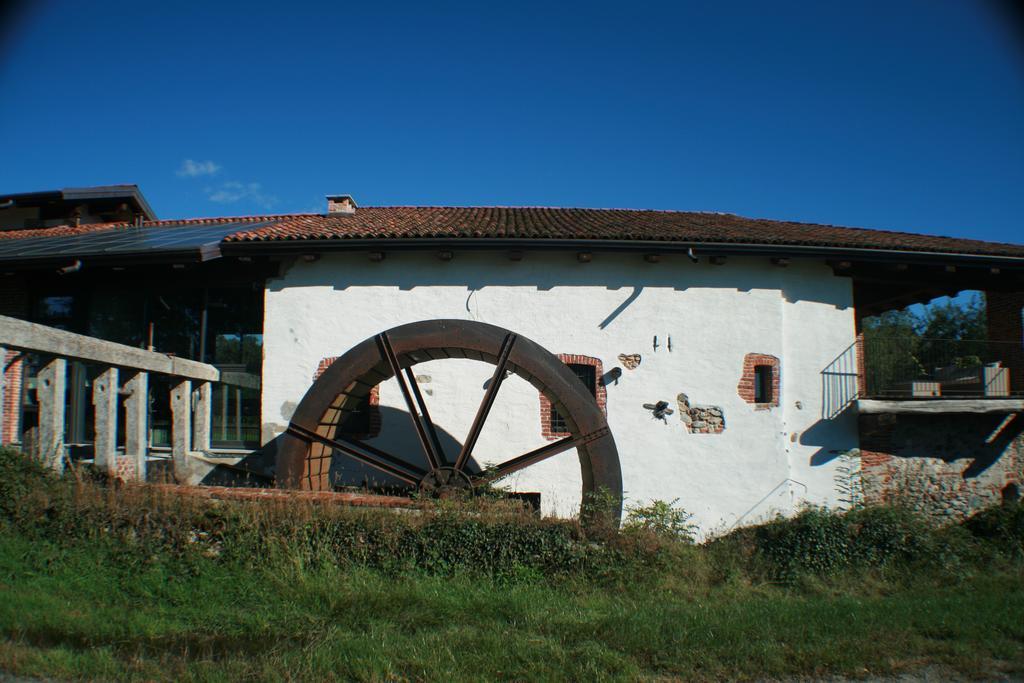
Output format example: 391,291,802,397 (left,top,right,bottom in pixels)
261,251,859,536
